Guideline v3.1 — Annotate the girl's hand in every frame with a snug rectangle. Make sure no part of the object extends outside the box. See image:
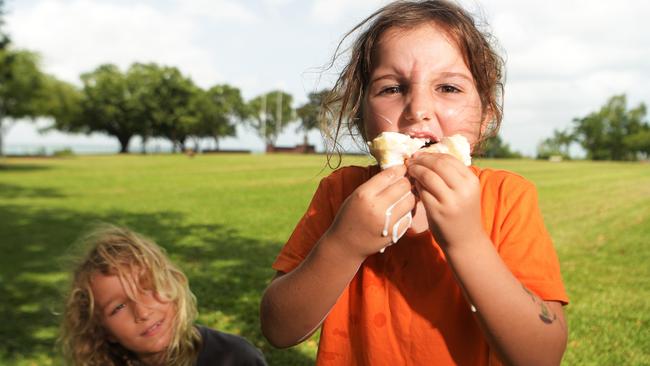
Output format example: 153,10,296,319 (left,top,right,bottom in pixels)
407,153,484,250
325,165,416,260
